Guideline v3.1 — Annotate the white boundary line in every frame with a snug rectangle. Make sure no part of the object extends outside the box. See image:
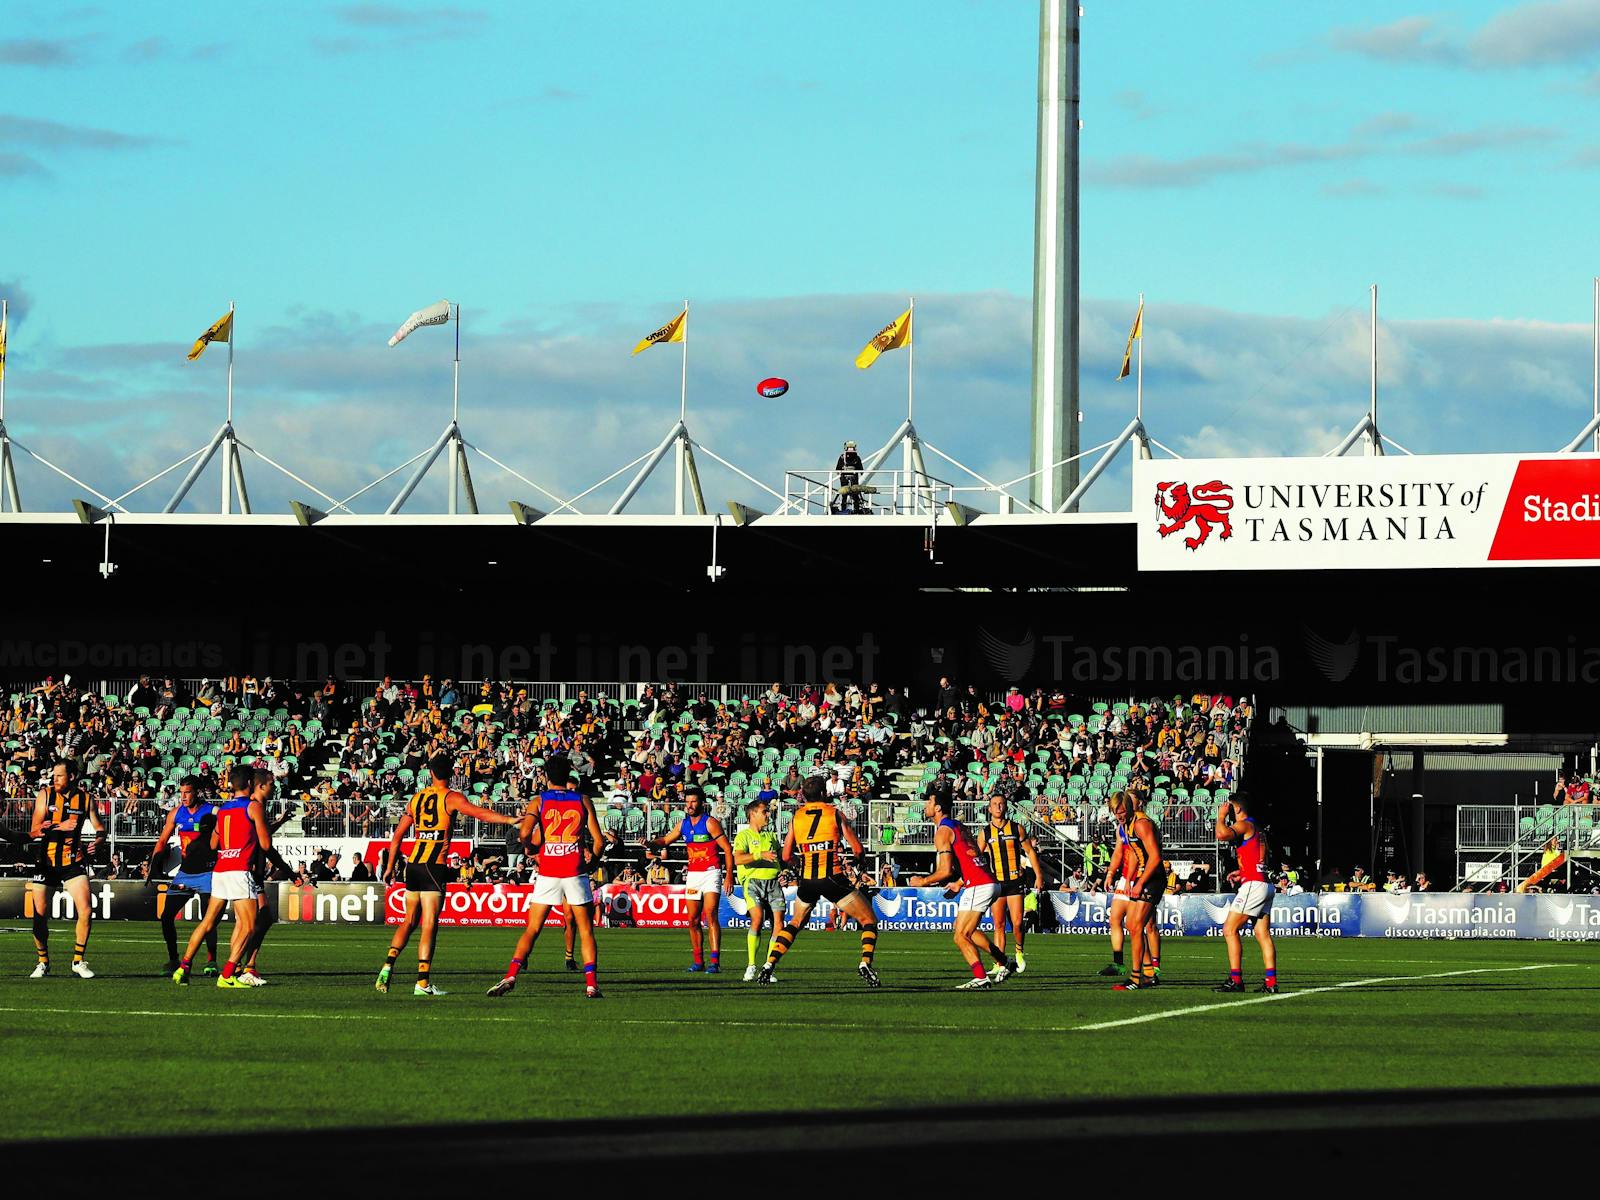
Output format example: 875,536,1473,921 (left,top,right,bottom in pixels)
1070,964,1560,1032
0,964,1562,1033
